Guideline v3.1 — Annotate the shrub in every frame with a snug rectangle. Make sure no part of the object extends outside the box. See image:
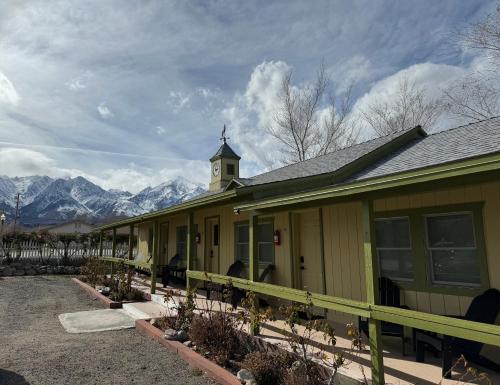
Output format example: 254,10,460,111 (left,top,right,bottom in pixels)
189,311,248,366
242,351,292,385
